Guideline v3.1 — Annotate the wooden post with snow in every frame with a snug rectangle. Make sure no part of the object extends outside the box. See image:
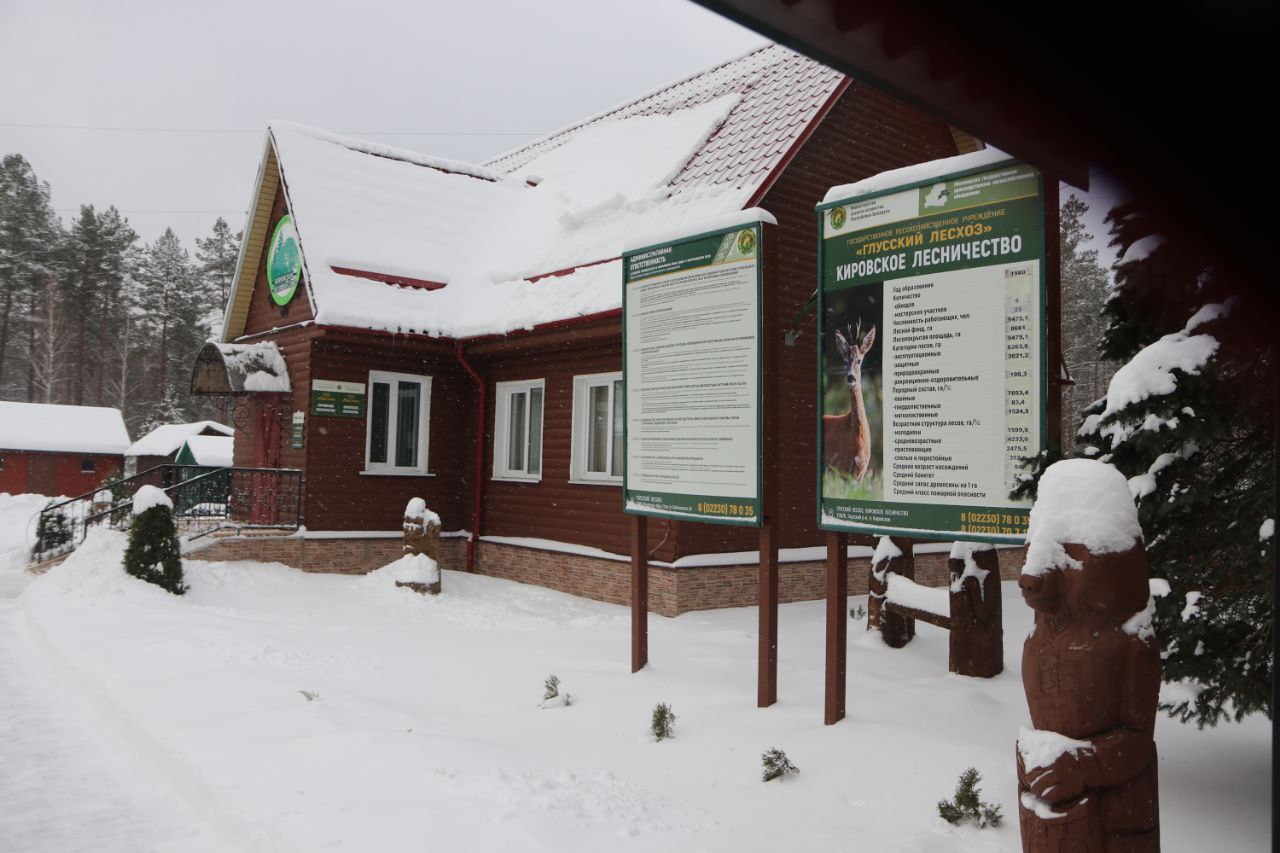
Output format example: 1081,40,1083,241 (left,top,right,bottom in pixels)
948,544,1003,678
868,536,916,648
